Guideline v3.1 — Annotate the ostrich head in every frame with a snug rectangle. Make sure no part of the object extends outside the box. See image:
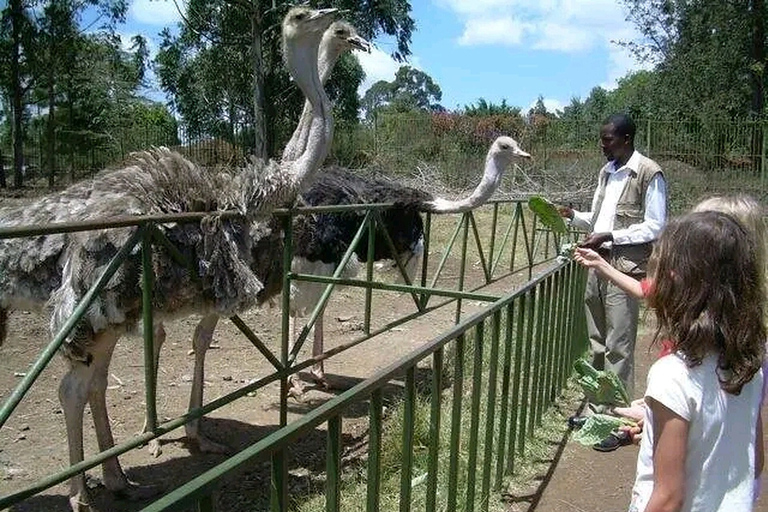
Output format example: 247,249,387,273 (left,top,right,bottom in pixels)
282,7,339,42
489,136,531,161
281,7,338,110
283,20,370,164
323,21,371,57
426,135,531,213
